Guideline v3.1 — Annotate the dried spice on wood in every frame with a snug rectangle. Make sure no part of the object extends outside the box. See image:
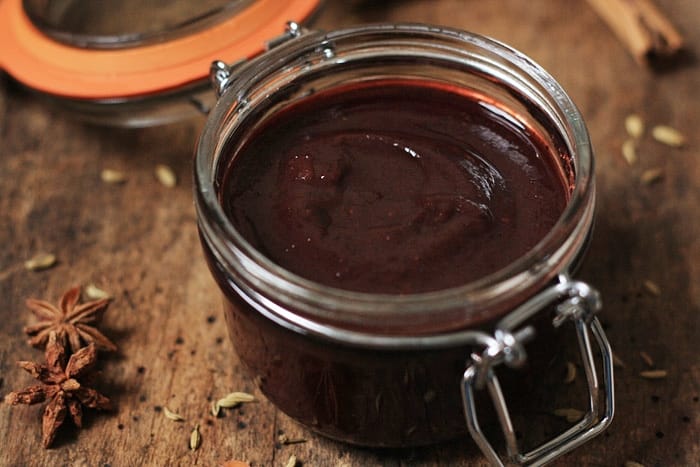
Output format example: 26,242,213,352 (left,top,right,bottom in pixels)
4,333,112,448
24,253,57,271
155,164,177,188
189,424,201,451
24,285,117,353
